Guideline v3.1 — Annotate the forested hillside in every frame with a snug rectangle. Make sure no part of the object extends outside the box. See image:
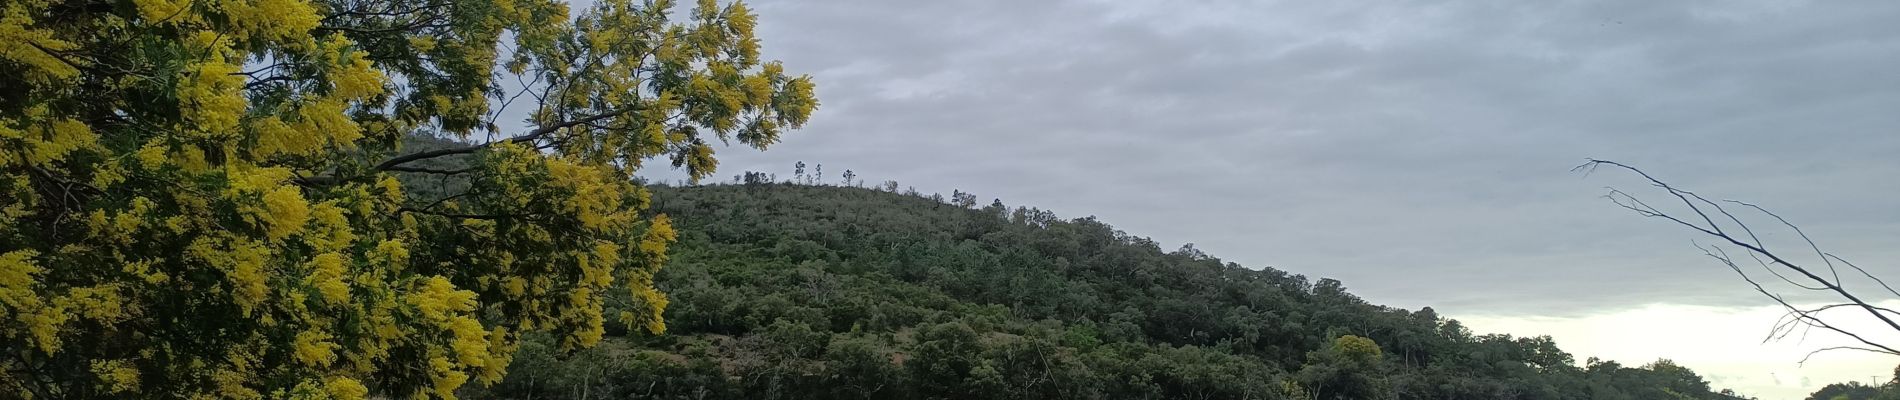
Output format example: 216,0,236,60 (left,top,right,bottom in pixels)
468,182,1751,400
